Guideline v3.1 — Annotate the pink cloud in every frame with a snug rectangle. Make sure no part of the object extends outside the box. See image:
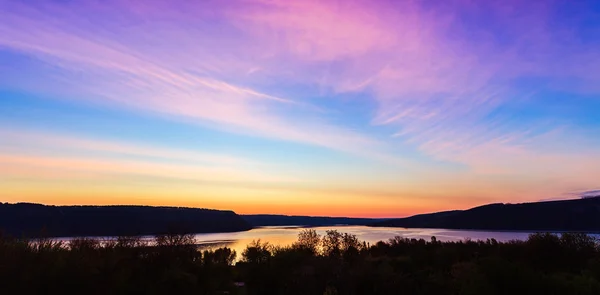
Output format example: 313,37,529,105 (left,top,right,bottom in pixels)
221,0,600,162
226,0,403,61
1,0,599,196
0,0,392,160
